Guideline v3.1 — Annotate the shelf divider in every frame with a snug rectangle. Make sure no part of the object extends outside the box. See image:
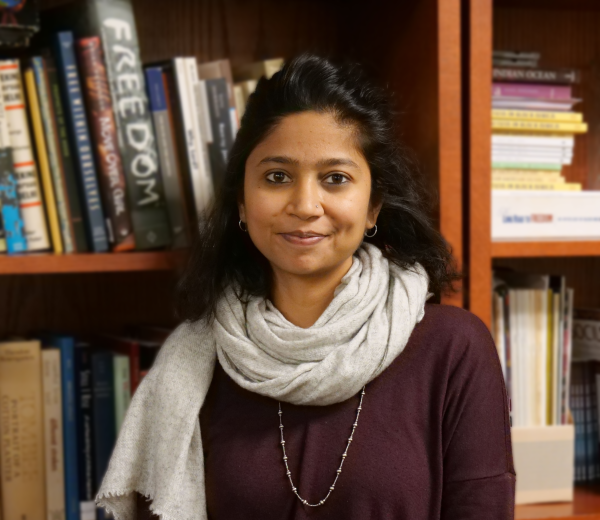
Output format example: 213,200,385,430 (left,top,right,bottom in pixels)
492,241,600,258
